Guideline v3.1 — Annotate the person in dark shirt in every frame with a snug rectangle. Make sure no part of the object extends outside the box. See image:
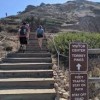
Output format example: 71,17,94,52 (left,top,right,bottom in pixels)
18,22,29,51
